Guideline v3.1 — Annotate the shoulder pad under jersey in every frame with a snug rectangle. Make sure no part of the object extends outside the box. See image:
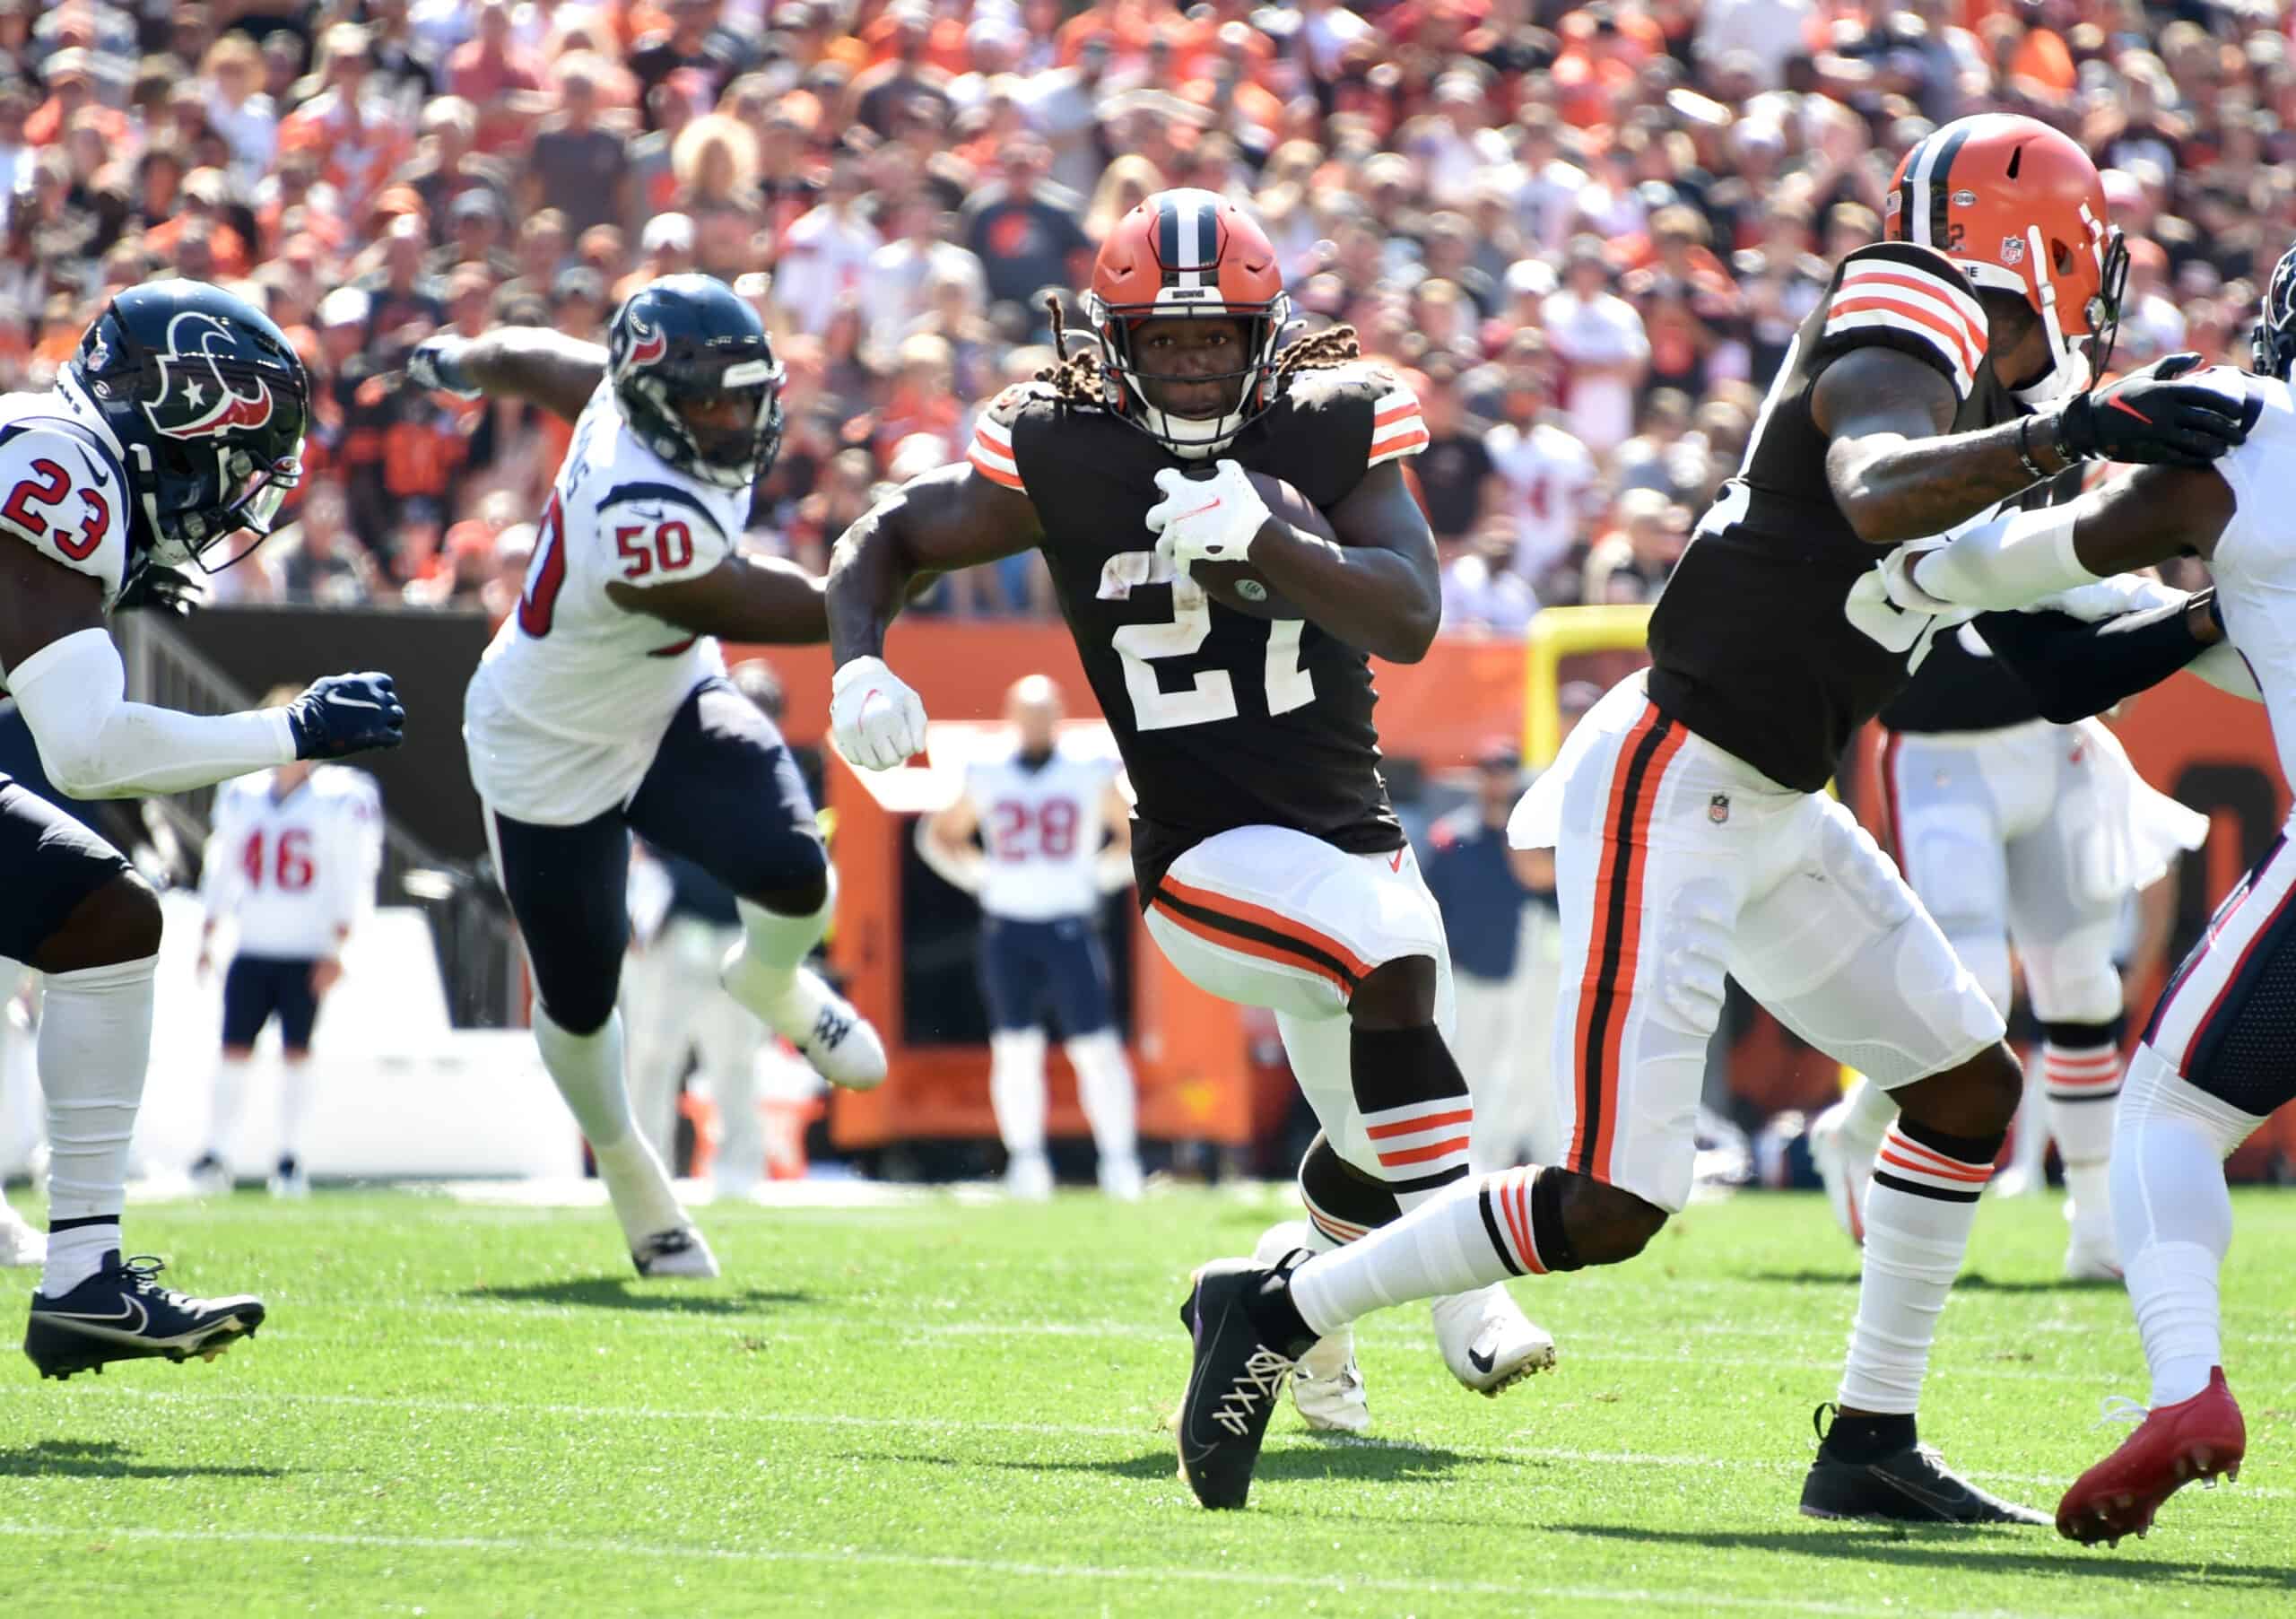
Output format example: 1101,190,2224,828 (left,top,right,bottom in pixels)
1814,241,1989,402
